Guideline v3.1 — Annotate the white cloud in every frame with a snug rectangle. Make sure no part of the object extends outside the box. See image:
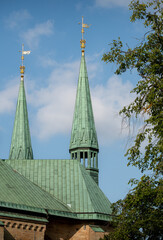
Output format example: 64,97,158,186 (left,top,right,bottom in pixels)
5,11,54,49
32,83,76,138
95,0,130,8
0,57,134,146
38,56,57,68
92,75,134,144
29,57,134,143
22,20,54,48
0,82,18,114
5,9,31,29
30,60,79,138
